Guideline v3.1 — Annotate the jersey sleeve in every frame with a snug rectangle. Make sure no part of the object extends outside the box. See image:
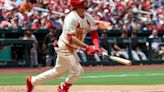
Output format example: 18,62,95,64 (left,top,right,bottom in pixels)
87,14,97,31
64,16,77,34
